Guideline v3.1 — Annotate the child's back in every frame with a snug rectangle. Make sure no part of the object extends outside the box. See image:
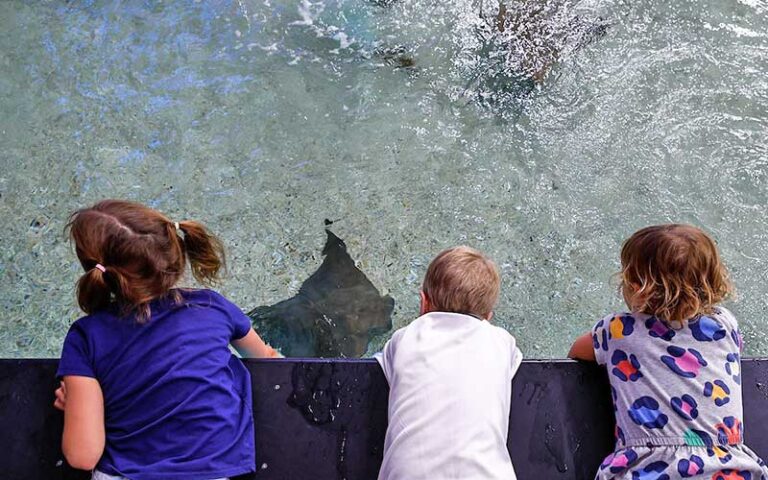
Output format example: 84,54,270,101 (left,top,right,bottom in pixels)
378,312,521,480
593,308,765,478
59,289,254,478
376,246,522,480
